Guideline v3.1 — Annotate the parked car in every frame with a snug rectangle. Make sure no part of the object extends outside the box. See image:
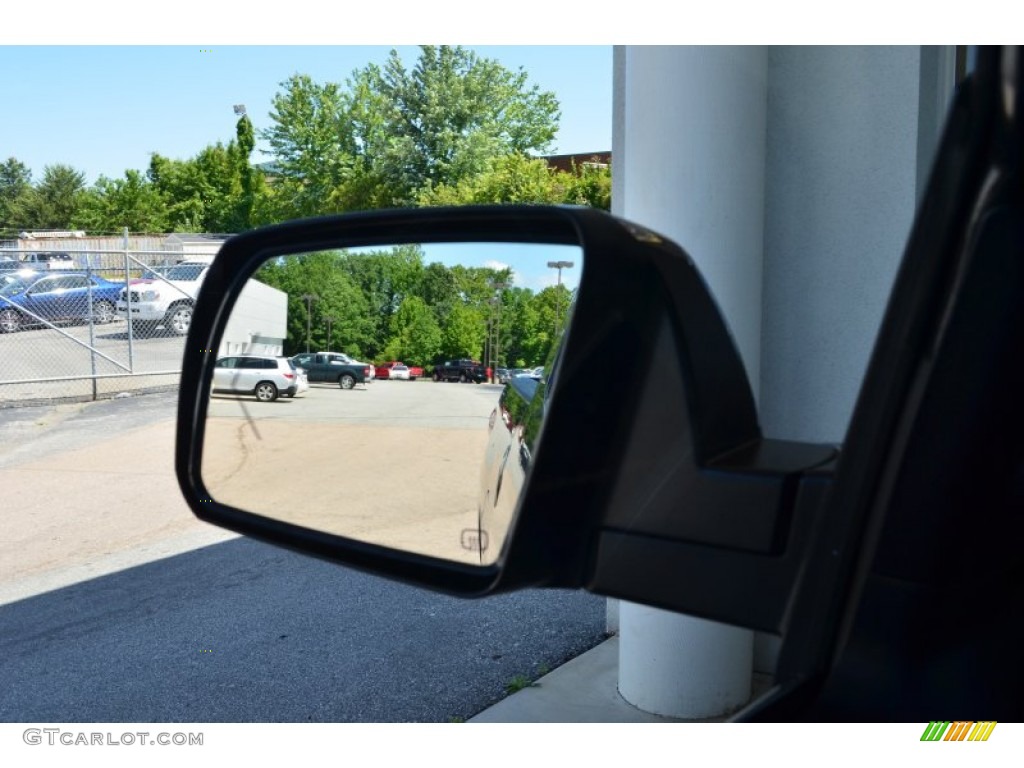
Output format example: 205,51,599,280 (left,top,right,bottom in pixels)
212,355,307,402
115,261,210,335
290,351,371,389
374,361,414,380
432,358,487,383
0,272,123,332
1,268,40,286
321,351,374,383
17,251,75,270
494,367,511,384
